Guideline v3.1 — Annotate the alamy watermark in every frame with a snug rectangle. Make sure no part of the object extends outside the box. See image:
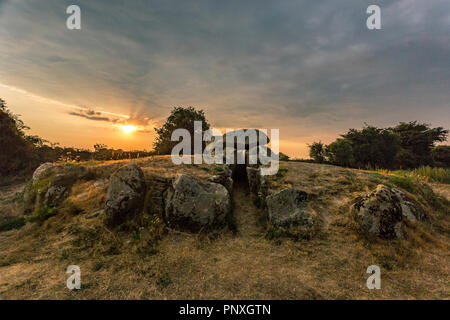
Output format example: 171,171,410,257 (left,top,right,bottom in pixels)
66,5,81,30
367,5,381,30
366,265,381,289
66,265,81,290
65,5,382,31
